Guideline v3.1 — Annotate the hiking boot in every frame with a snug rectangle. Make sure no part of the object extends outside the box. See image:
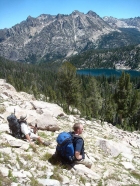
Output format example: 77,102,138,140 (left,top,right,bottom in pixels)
43,141,51,146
